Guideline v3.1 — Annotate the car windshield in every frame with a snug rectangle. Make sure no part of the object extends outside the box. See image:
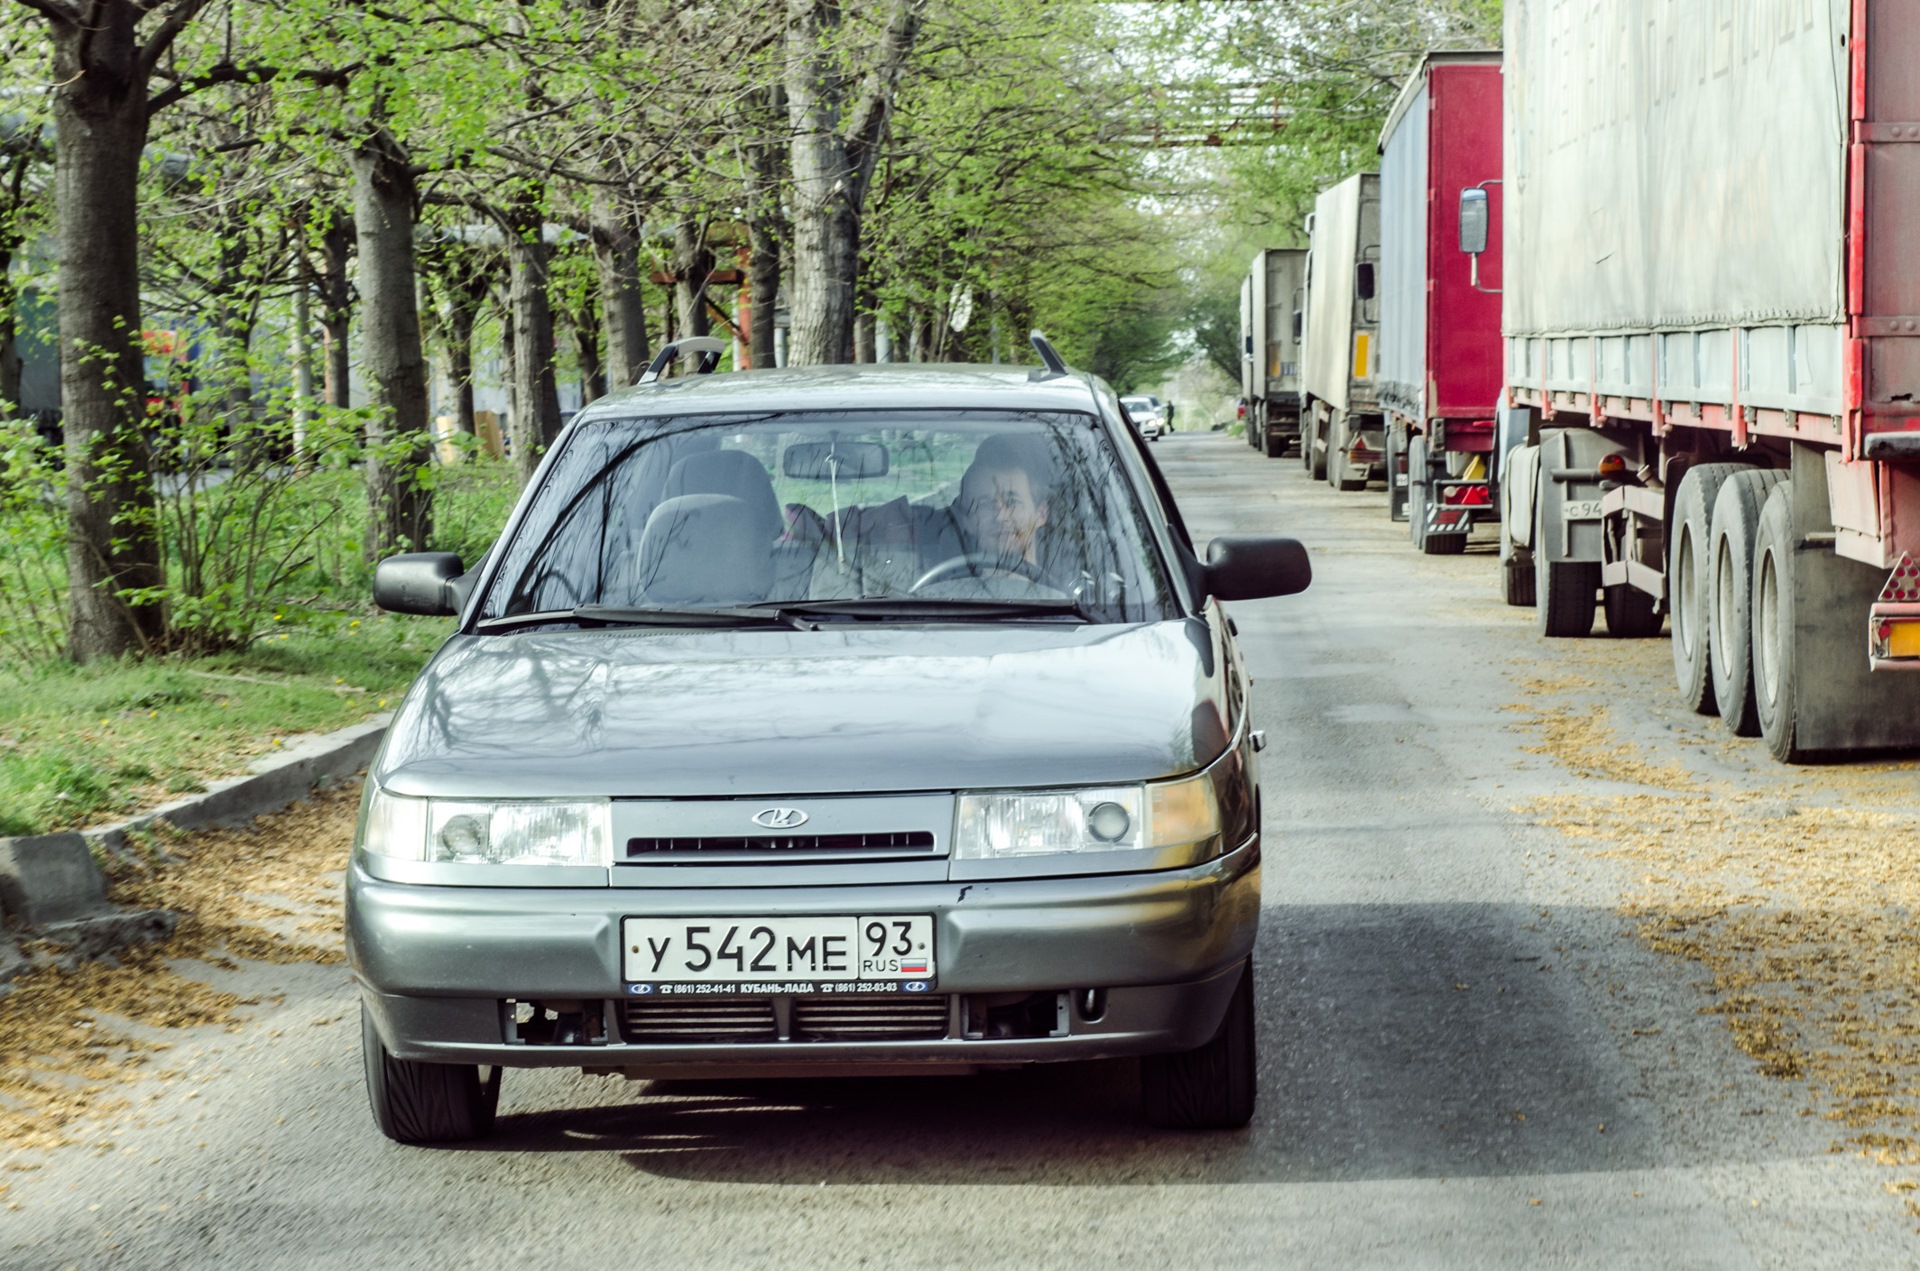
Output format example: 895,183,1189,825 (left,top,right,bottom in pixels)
476,409,1177,625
